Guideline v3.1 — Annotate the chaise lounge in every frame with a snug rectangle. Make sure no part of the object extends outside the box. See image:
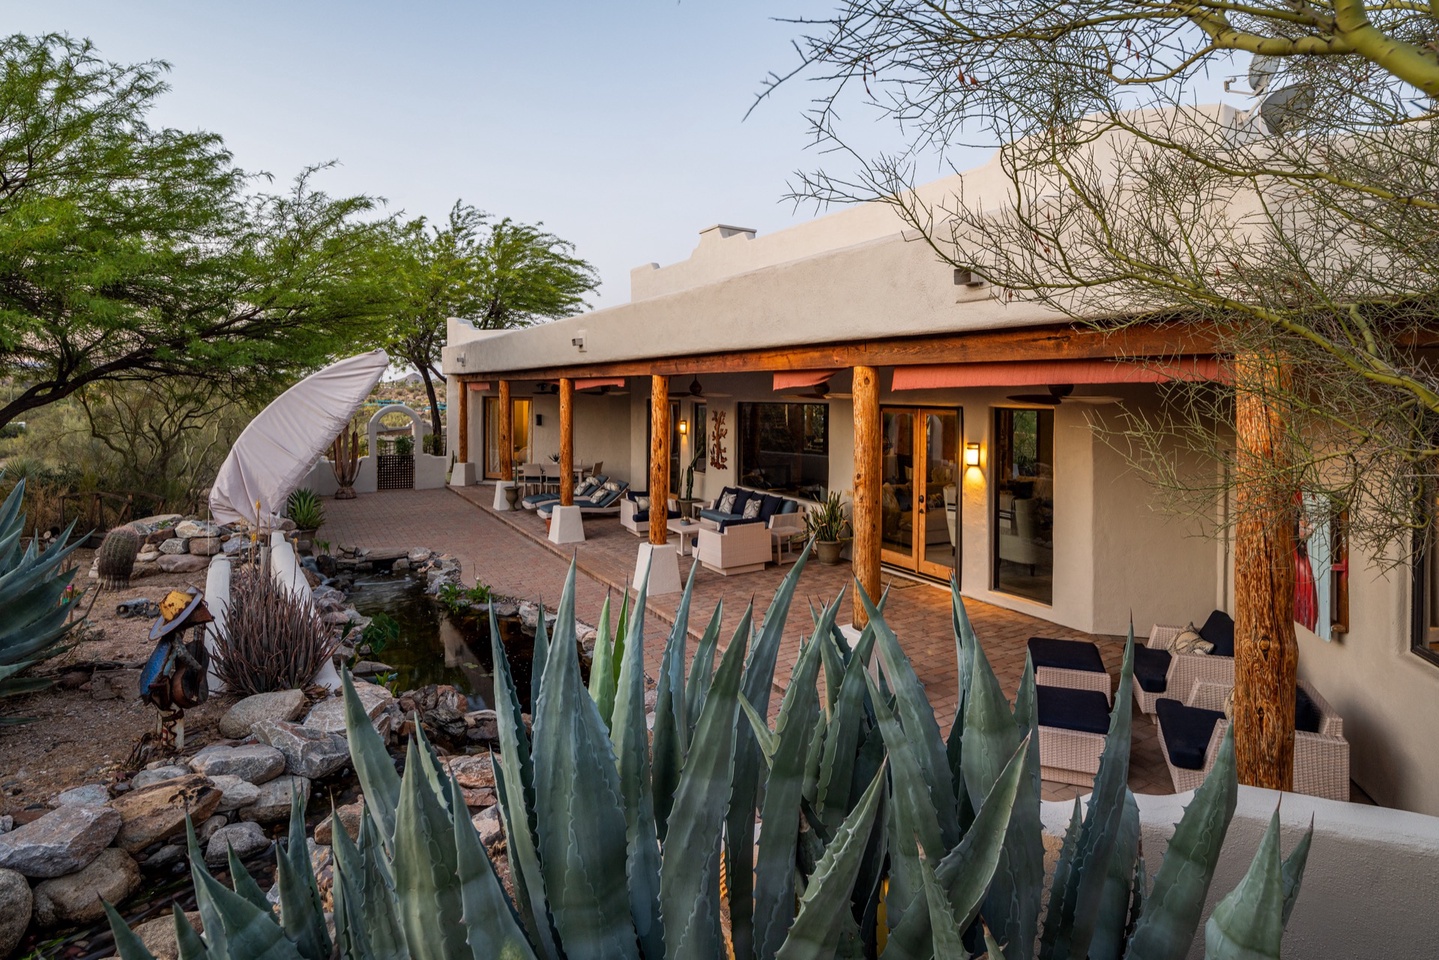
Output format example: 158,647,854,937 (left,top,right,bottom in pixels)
520,474,606,511
535,479,629,519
